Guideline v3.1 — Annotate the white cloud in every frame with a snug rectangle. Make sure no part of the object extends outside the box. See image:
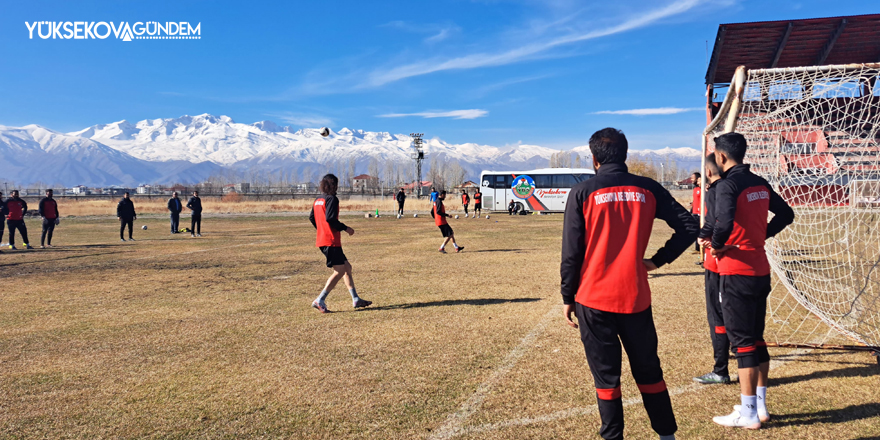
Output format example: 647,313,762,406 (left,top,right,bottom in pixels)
592,107,702,115
362,0,706,87
377,109,488,120
267,112,333,127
